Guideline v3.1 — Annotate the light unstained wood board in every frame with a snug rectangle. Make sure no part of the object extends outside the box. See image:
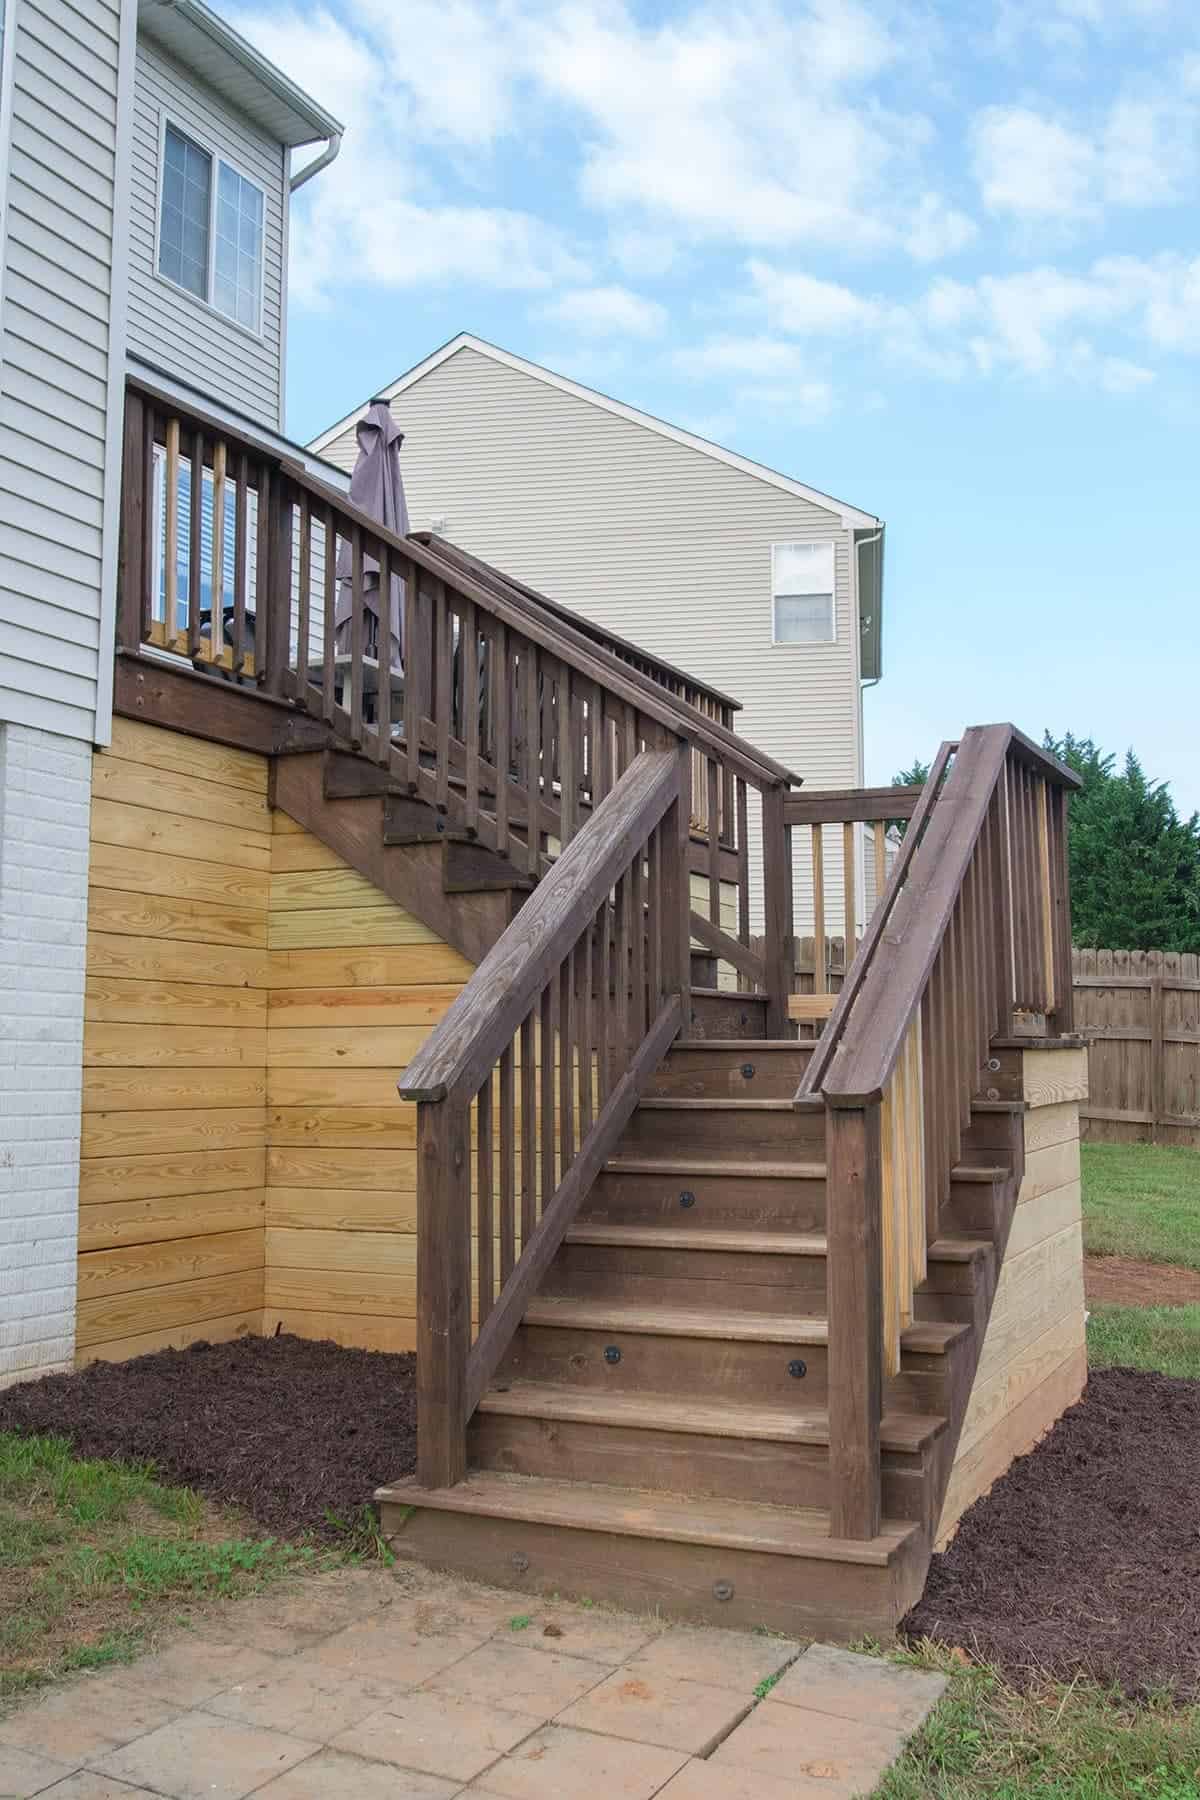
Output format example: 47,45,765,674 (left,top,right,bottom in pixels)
79,1147,267,1205
1023,1048,1088,1108
264,1268,417,1319
268,907,443,952
954,1309,1086,1465
258,1309,417,1354
266,986,464,1030
975,1224,1085,1385
76,1269,266,1351
107,717,268,793
1022,1100,1081,1157
1019,1136,1081,1204
85,977,268,1028
90,796,273,872
265,1146,418,1191
86,930,268,991
1006,1179,1082,1260
265,1187,419,1232
88,887,268,951
84,1025,269,1069
81,1107,267,1159
93,754,270,834
268,945,474,989
77,1227,265,1301
267,1106,414,1149
80,1189,265,1252
84,1067,267,1114
267,1069,414,1110
269,867,405,911
89,842,270,912
938,1347,1087,1546
267,1226,416,1276
77,1312,263,1366
270,834,348,874
266,1026,436,1069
